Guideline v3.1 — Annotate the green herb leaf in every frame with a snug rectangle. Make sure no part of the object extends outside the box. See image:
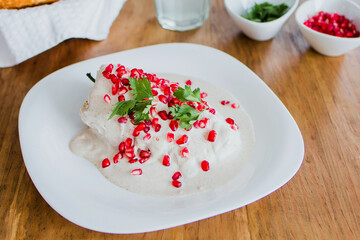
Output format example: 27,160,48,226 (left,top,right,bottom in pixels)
170,104,203,130
108,100,136,120
242,2,289,22
174,85,202,103
129,77,153,101
131,100,153,124
86,73,96,83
